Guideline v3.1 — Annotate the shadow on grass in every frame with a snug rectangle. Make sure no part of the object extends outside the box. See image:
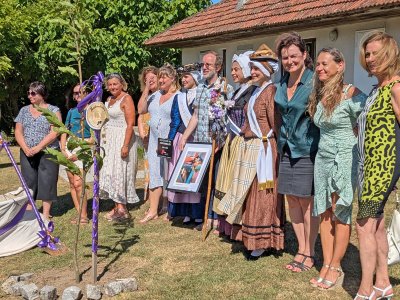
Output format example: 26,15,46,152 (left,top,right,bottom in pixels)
0,162,19,168
82,224,140,282
50,188,146,219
